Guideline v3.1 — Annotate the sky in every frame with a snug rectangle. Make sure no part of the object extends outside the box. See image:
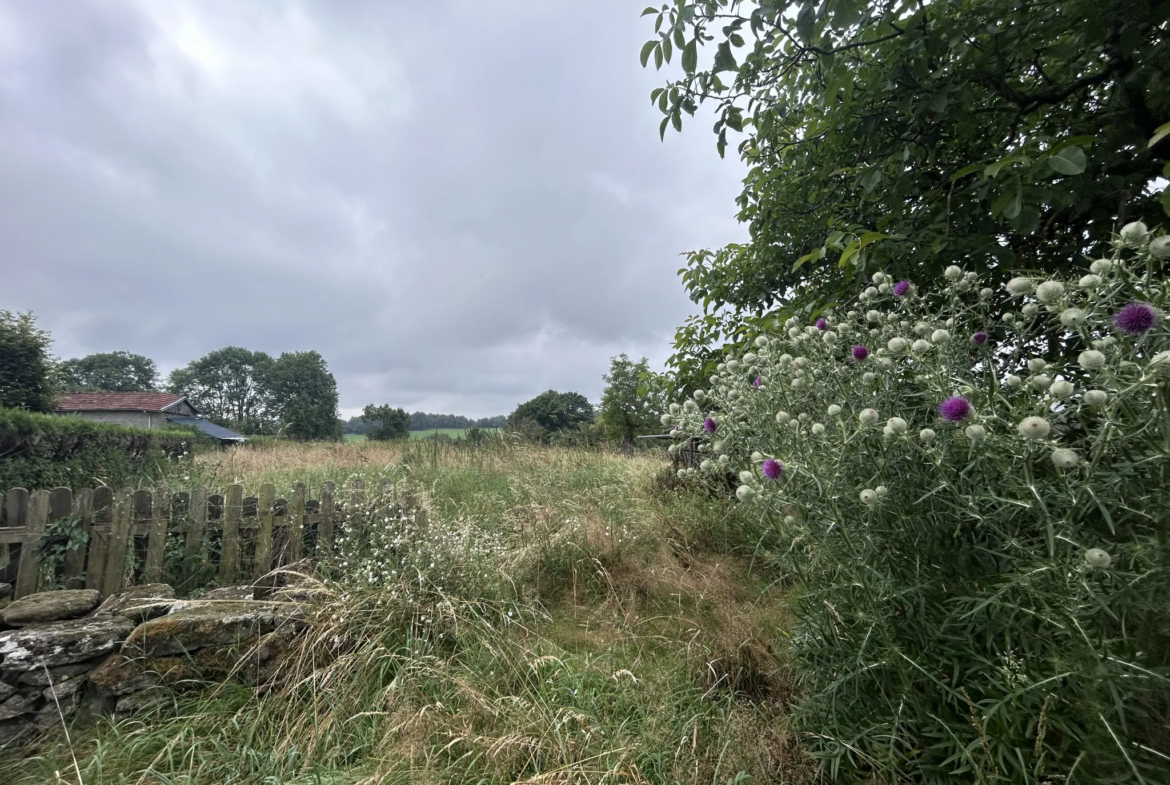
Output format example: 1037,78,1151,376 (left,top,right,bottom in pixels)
0,0,748,419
